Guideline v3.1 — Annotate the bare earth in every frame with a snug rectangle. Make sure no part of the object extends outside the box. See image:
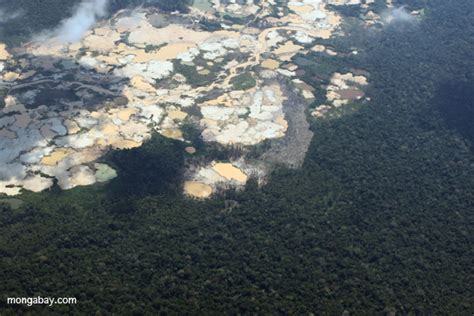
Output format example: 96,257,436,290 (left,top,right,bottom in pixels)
0,0,392,197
